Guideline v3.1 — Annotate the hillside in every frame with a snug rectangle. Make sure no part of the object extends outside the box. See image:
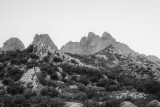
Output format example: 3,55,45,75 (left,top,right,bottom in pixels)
0,44,160,107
